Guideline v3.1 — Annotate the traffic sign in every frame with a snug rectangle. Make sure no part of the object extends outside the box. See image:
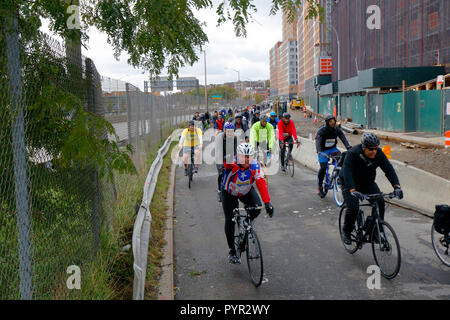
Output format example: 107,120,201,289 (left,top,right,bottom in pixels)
212,95,223,99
